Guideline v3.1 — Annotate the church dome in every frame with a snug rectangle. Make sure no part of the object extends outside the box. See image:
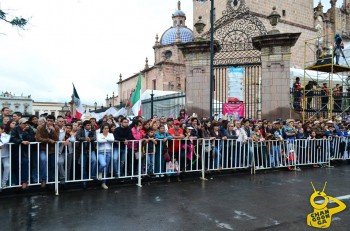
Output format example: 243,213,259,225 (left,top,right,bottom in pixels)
160,27,193,46
173,10,186,17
